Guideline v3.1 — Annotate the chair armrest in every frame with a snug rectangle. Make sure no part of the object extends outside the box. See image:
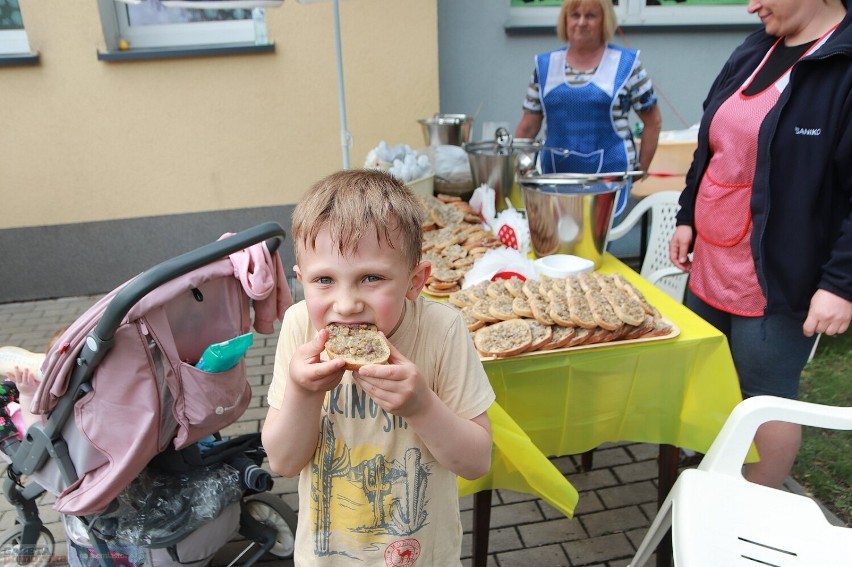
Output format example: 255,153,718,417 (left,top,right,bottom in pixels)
608,191,682,242
645,266,686,286
608,203,648,241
